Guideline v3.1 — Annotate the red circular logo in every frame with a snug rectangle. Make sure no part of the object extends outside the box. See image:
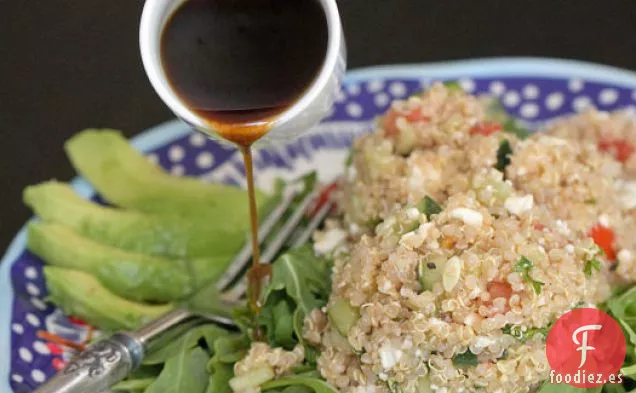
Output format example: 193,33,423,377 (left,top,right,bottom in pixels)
546,308,626,388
